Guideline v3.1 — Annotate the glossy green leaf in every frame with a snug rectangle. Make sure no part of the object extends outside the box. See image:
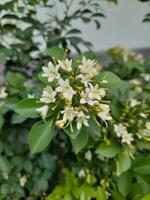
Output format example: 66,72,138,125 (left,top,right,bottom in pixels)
93,71,124,90
97,186,107,200
71,127,89,154
6,72,25,88
117,152,131,174
117,172,132,197
96,141,121,158
15,98,42,118
28,120,54,154
47,46,64,60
